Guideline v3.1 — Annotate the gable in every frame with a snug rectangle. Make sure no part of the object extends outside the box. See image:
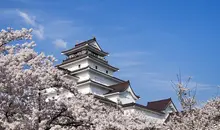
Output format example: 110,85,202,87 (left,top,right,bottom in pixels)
126,86,139,100
104,85,138,104
89,41,102,51
164,102,178,113
119,90,136,104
